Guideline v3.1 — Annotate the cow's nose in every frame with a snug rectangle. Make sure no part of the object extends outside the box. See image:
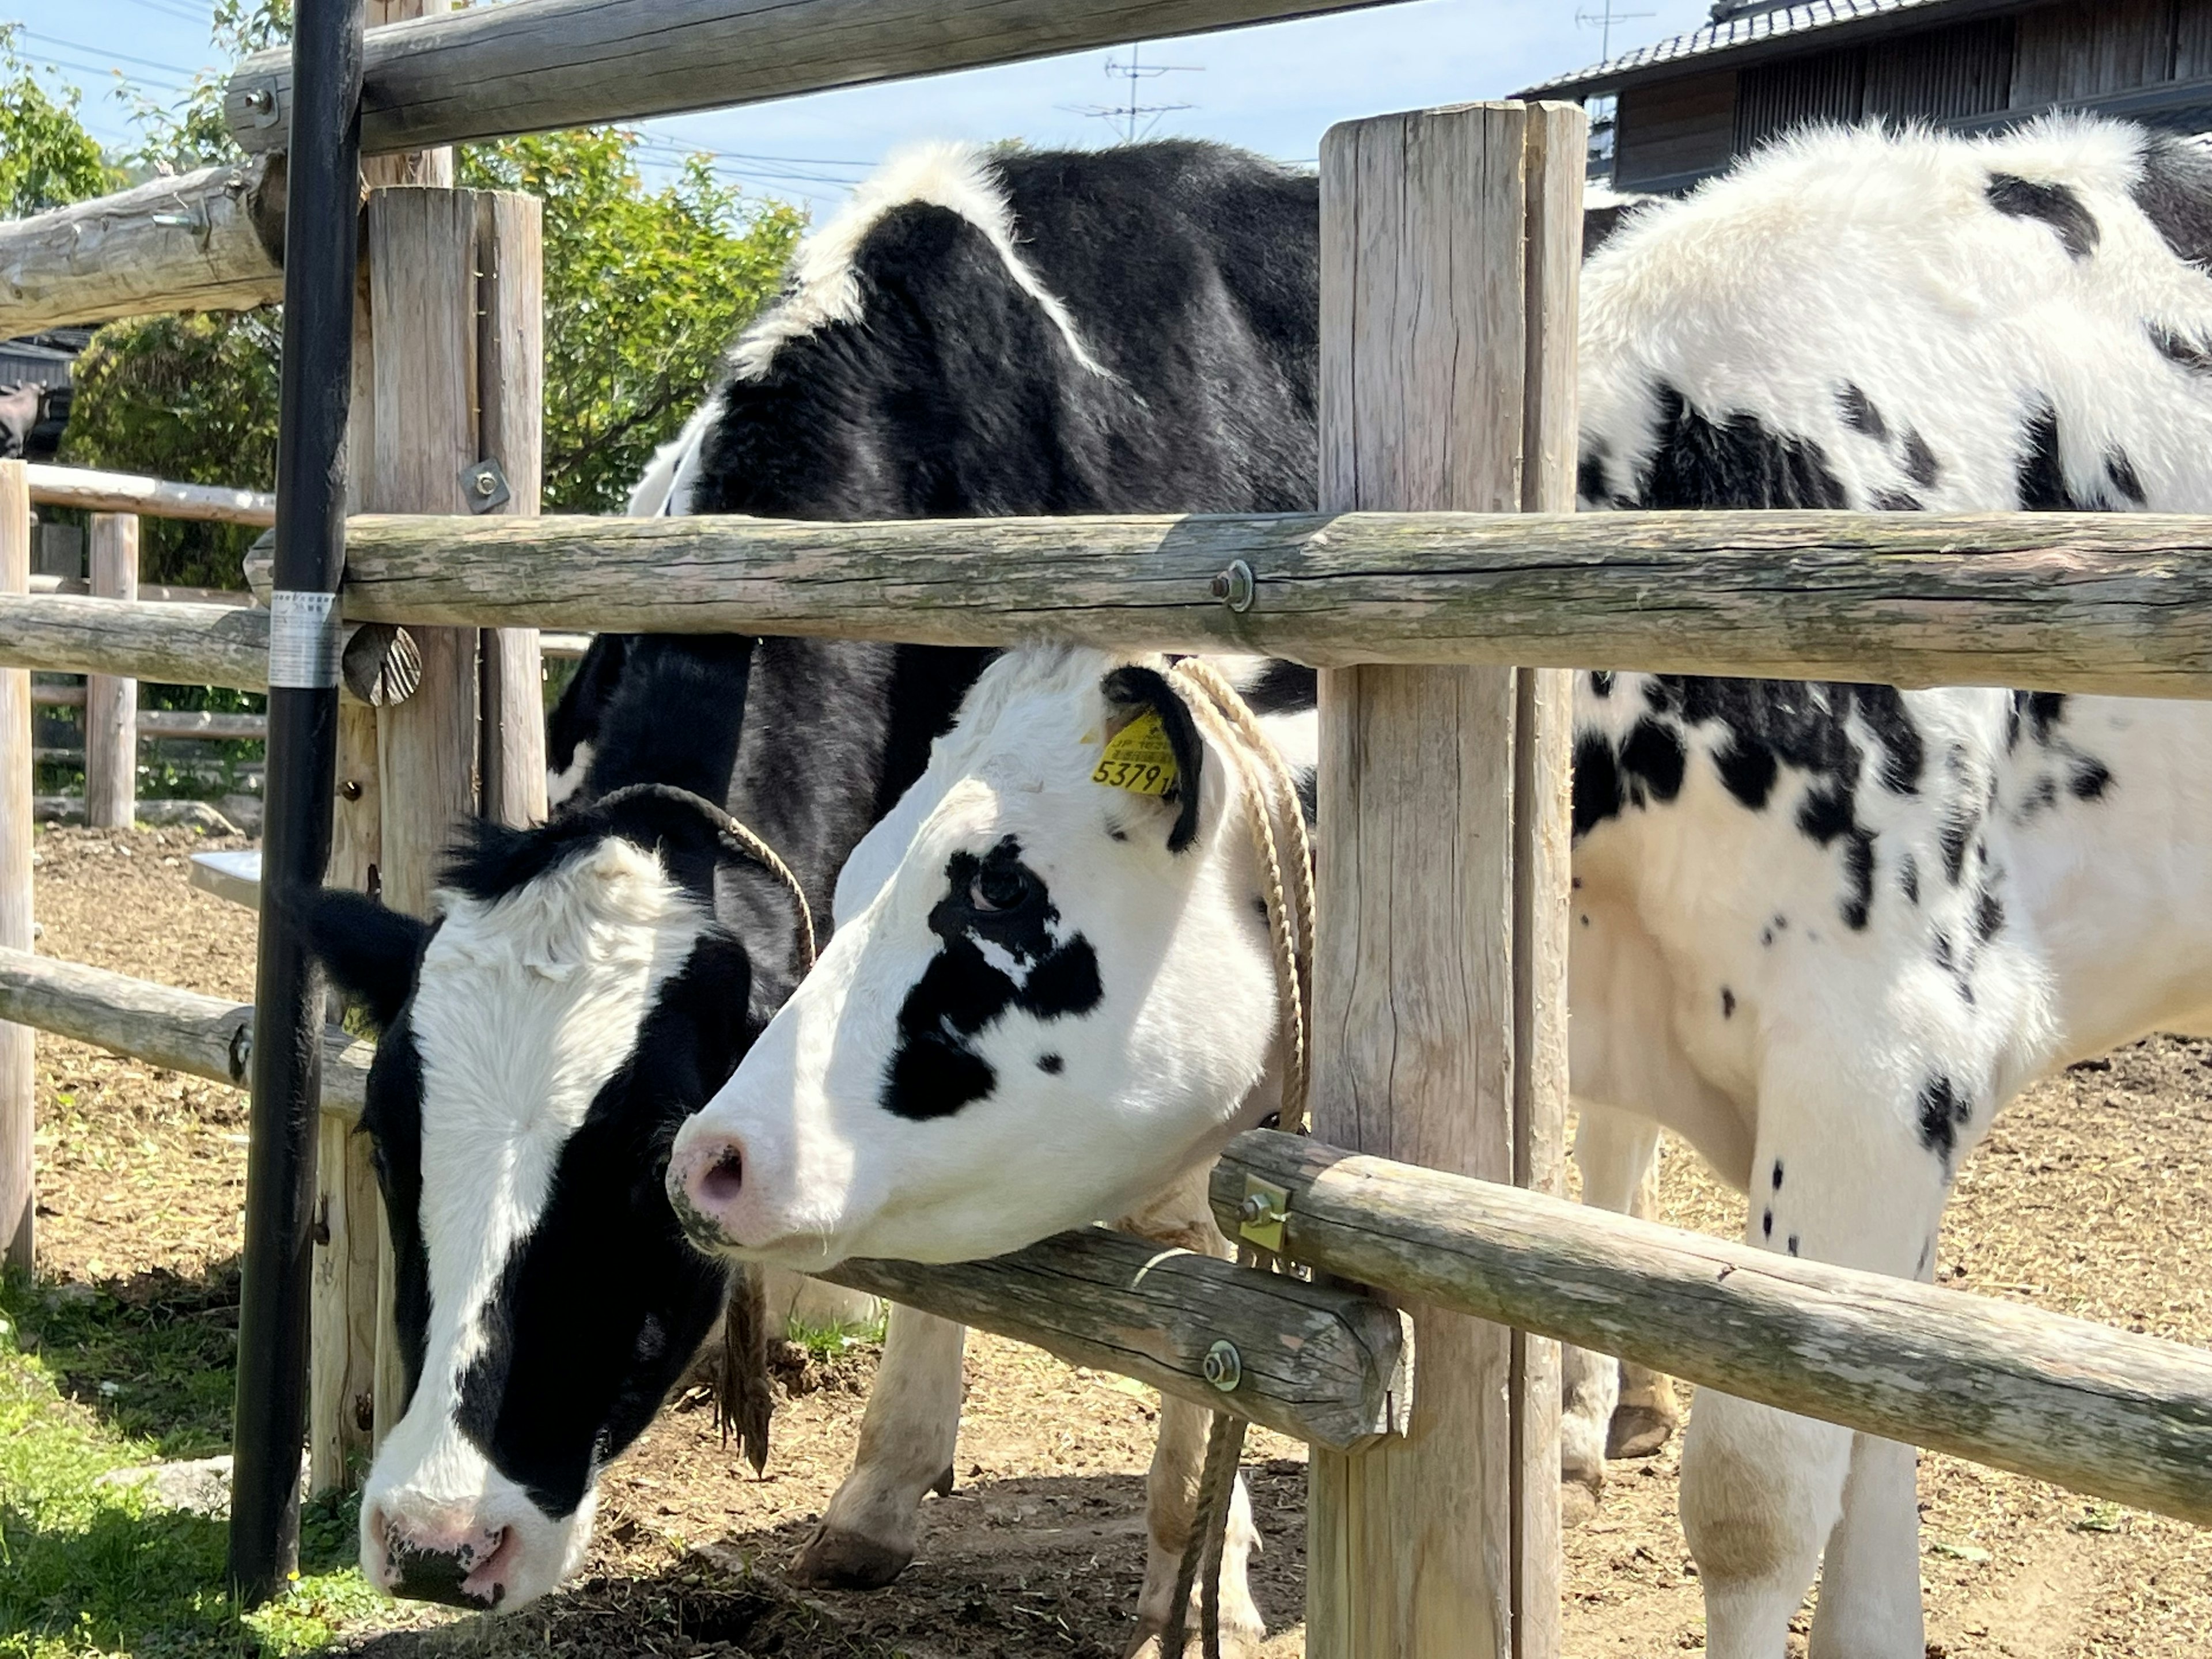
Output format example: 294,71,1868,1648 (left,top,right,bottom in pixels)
669,1132,748,1247
369,1503,517,1608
